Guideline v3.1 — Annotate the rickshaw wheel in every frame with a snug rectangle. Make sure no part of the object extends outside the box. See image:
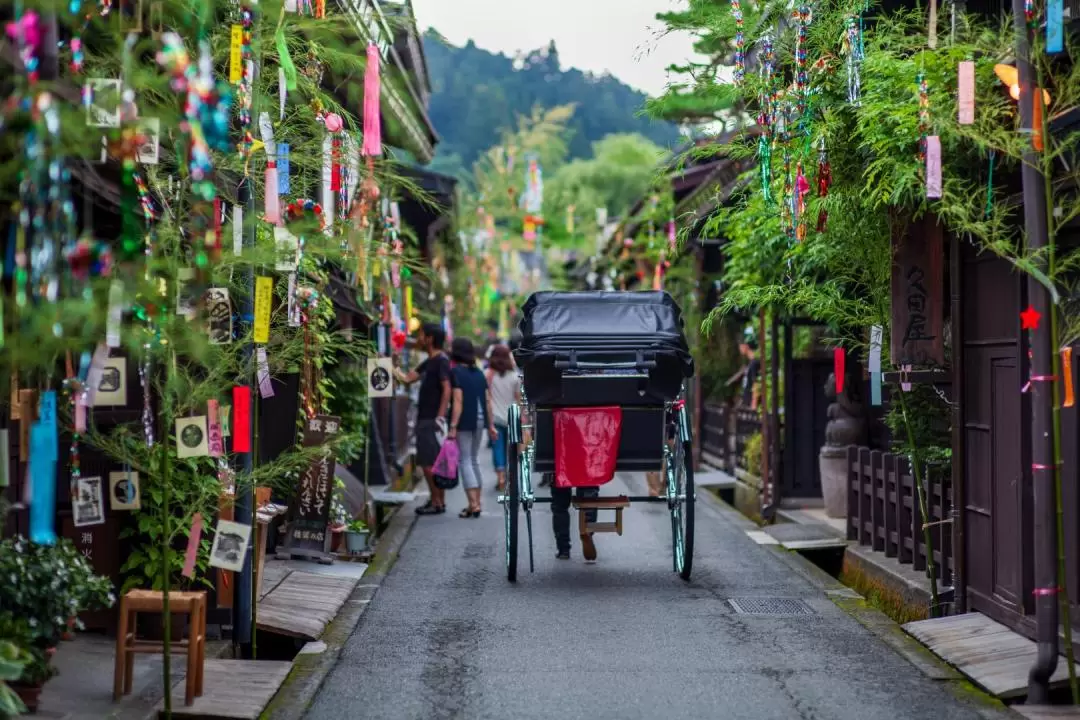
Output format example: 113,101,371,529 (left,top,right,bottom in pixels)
671,438,695,581
505,440,520,582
